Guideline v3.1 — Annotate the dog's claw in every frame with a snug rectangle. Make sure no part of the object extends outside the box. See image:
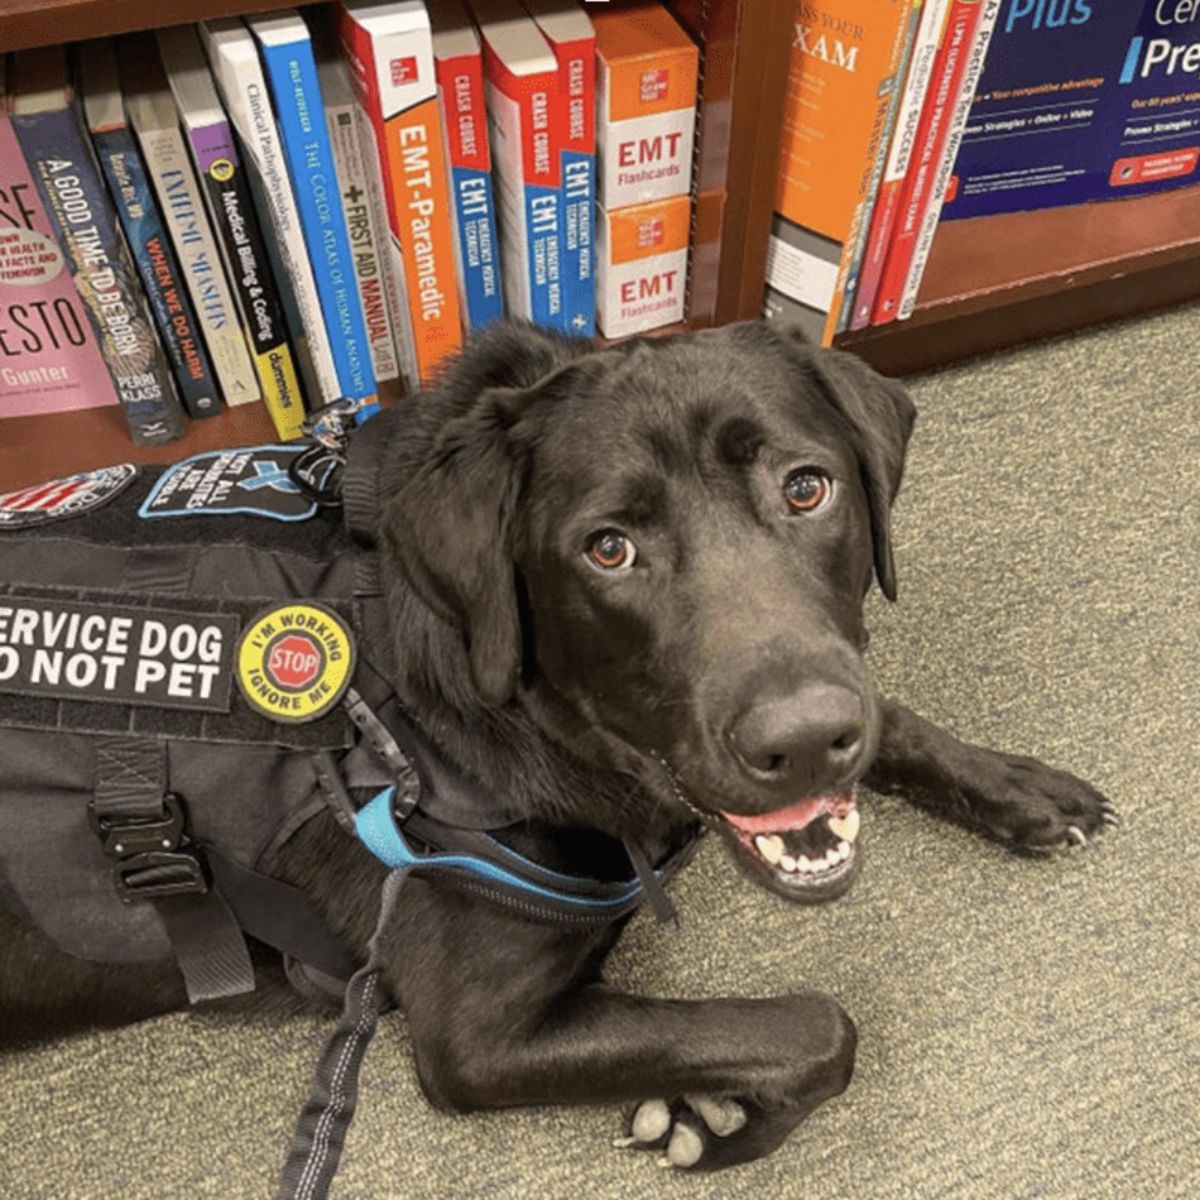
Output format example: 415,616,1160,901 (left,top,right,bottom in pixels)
612,1136,638,1150
1065,825,1089,848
